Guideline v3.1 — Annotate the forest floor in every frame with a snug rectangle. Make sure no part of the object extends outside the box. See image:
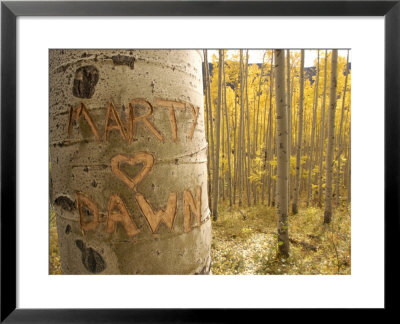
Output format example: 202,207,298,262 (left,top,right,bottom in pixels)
211,202,351,275
49,202,351,275
49,207,62,274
